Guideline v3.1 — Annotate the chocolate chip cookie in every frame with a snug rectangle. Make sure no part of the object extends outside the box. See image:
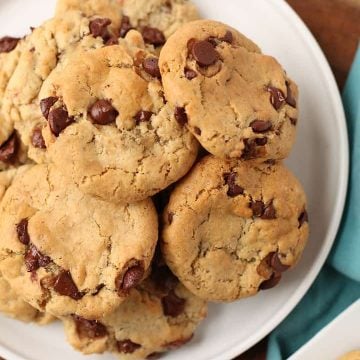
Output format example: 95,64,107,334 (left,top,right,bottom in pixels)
159,20,299,160
38,36,198,203
162,156,309,301
0,164,158,319
62,265,207,359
